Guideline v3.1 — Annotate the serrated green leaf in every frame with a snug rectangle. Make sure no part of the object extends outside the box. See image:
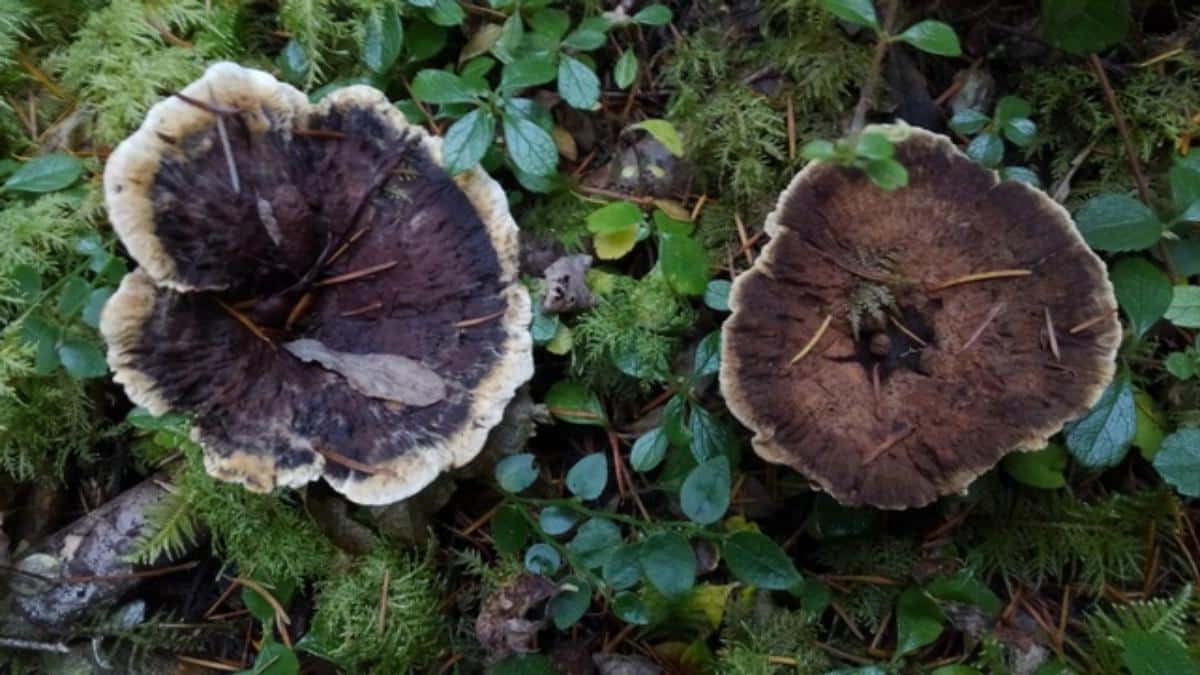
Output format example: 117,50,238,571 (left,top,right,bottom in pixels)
1064,370,1135,468
896,20,962,56
949,109,990,135
443,108,495,175
529,8,570,41
864,157,908,190
58,337,106,379
567,517,622,568
613,591,650,624
632,4,672,26
631,427,669,472
423,0,465,27
1121,629,1200,675
603,543,642,590
1153,428,1200,497
629,119,684,157
503,106,559,177
966,132,1004,168
640,532,696,598
362,6,403,73
410,69,479,104
1002,118,1037,147
558,56,599,109
896,588,945,656
723,531,802,590
659,233,710,295
1111,257,1172,338
680,456,730,524
1075,194,1163,252
1166,285,1200,327
81,287,114,328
